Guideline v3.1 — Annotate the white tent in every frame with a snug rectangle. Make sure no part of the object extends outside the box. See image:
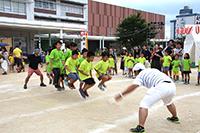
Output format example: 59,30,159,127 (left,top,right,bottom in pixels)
184,26,200,66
